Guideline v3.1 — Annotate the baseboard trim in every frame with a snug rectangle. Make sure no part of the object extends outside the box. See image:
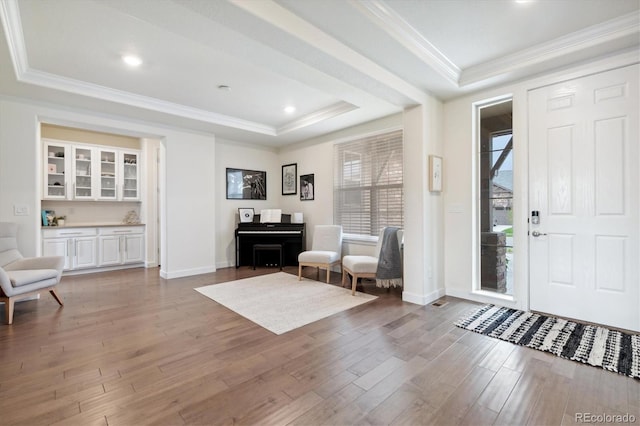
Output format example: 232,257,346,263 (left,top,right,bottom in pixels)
62,263,145,276
445,287,521,309
402,287,446,305
160,266,217,279
216,260,235,269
